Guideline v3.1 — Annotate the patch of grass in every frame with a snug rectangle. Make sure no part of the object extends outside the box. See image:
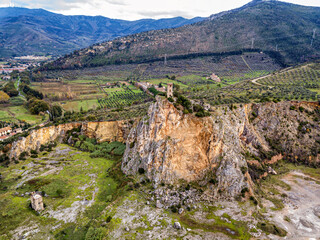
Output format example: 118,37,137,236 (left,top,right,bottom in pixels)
286,164,320,181
160,218,168,227
84,202,107,220
97,177,118,202
180,213,251,239
54,224,89,240
268,197,285,211
284,216,291,222
60,99,99,112
8,105,43,125
257,222,287,237
41,179,70,198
